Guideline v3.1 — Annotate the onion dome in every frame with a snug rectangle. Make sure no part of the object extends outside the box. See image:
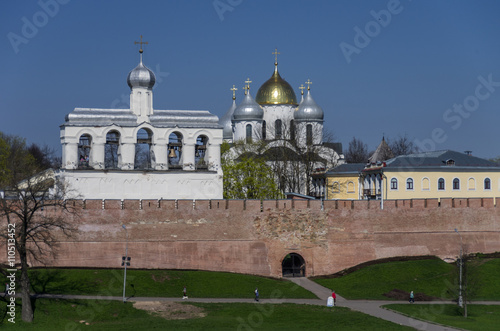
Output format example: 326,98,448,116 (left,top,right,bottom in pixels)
233,85,263,121
295,88,324,122
127,51,156,89
220,86,238,139
255,63,297,105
